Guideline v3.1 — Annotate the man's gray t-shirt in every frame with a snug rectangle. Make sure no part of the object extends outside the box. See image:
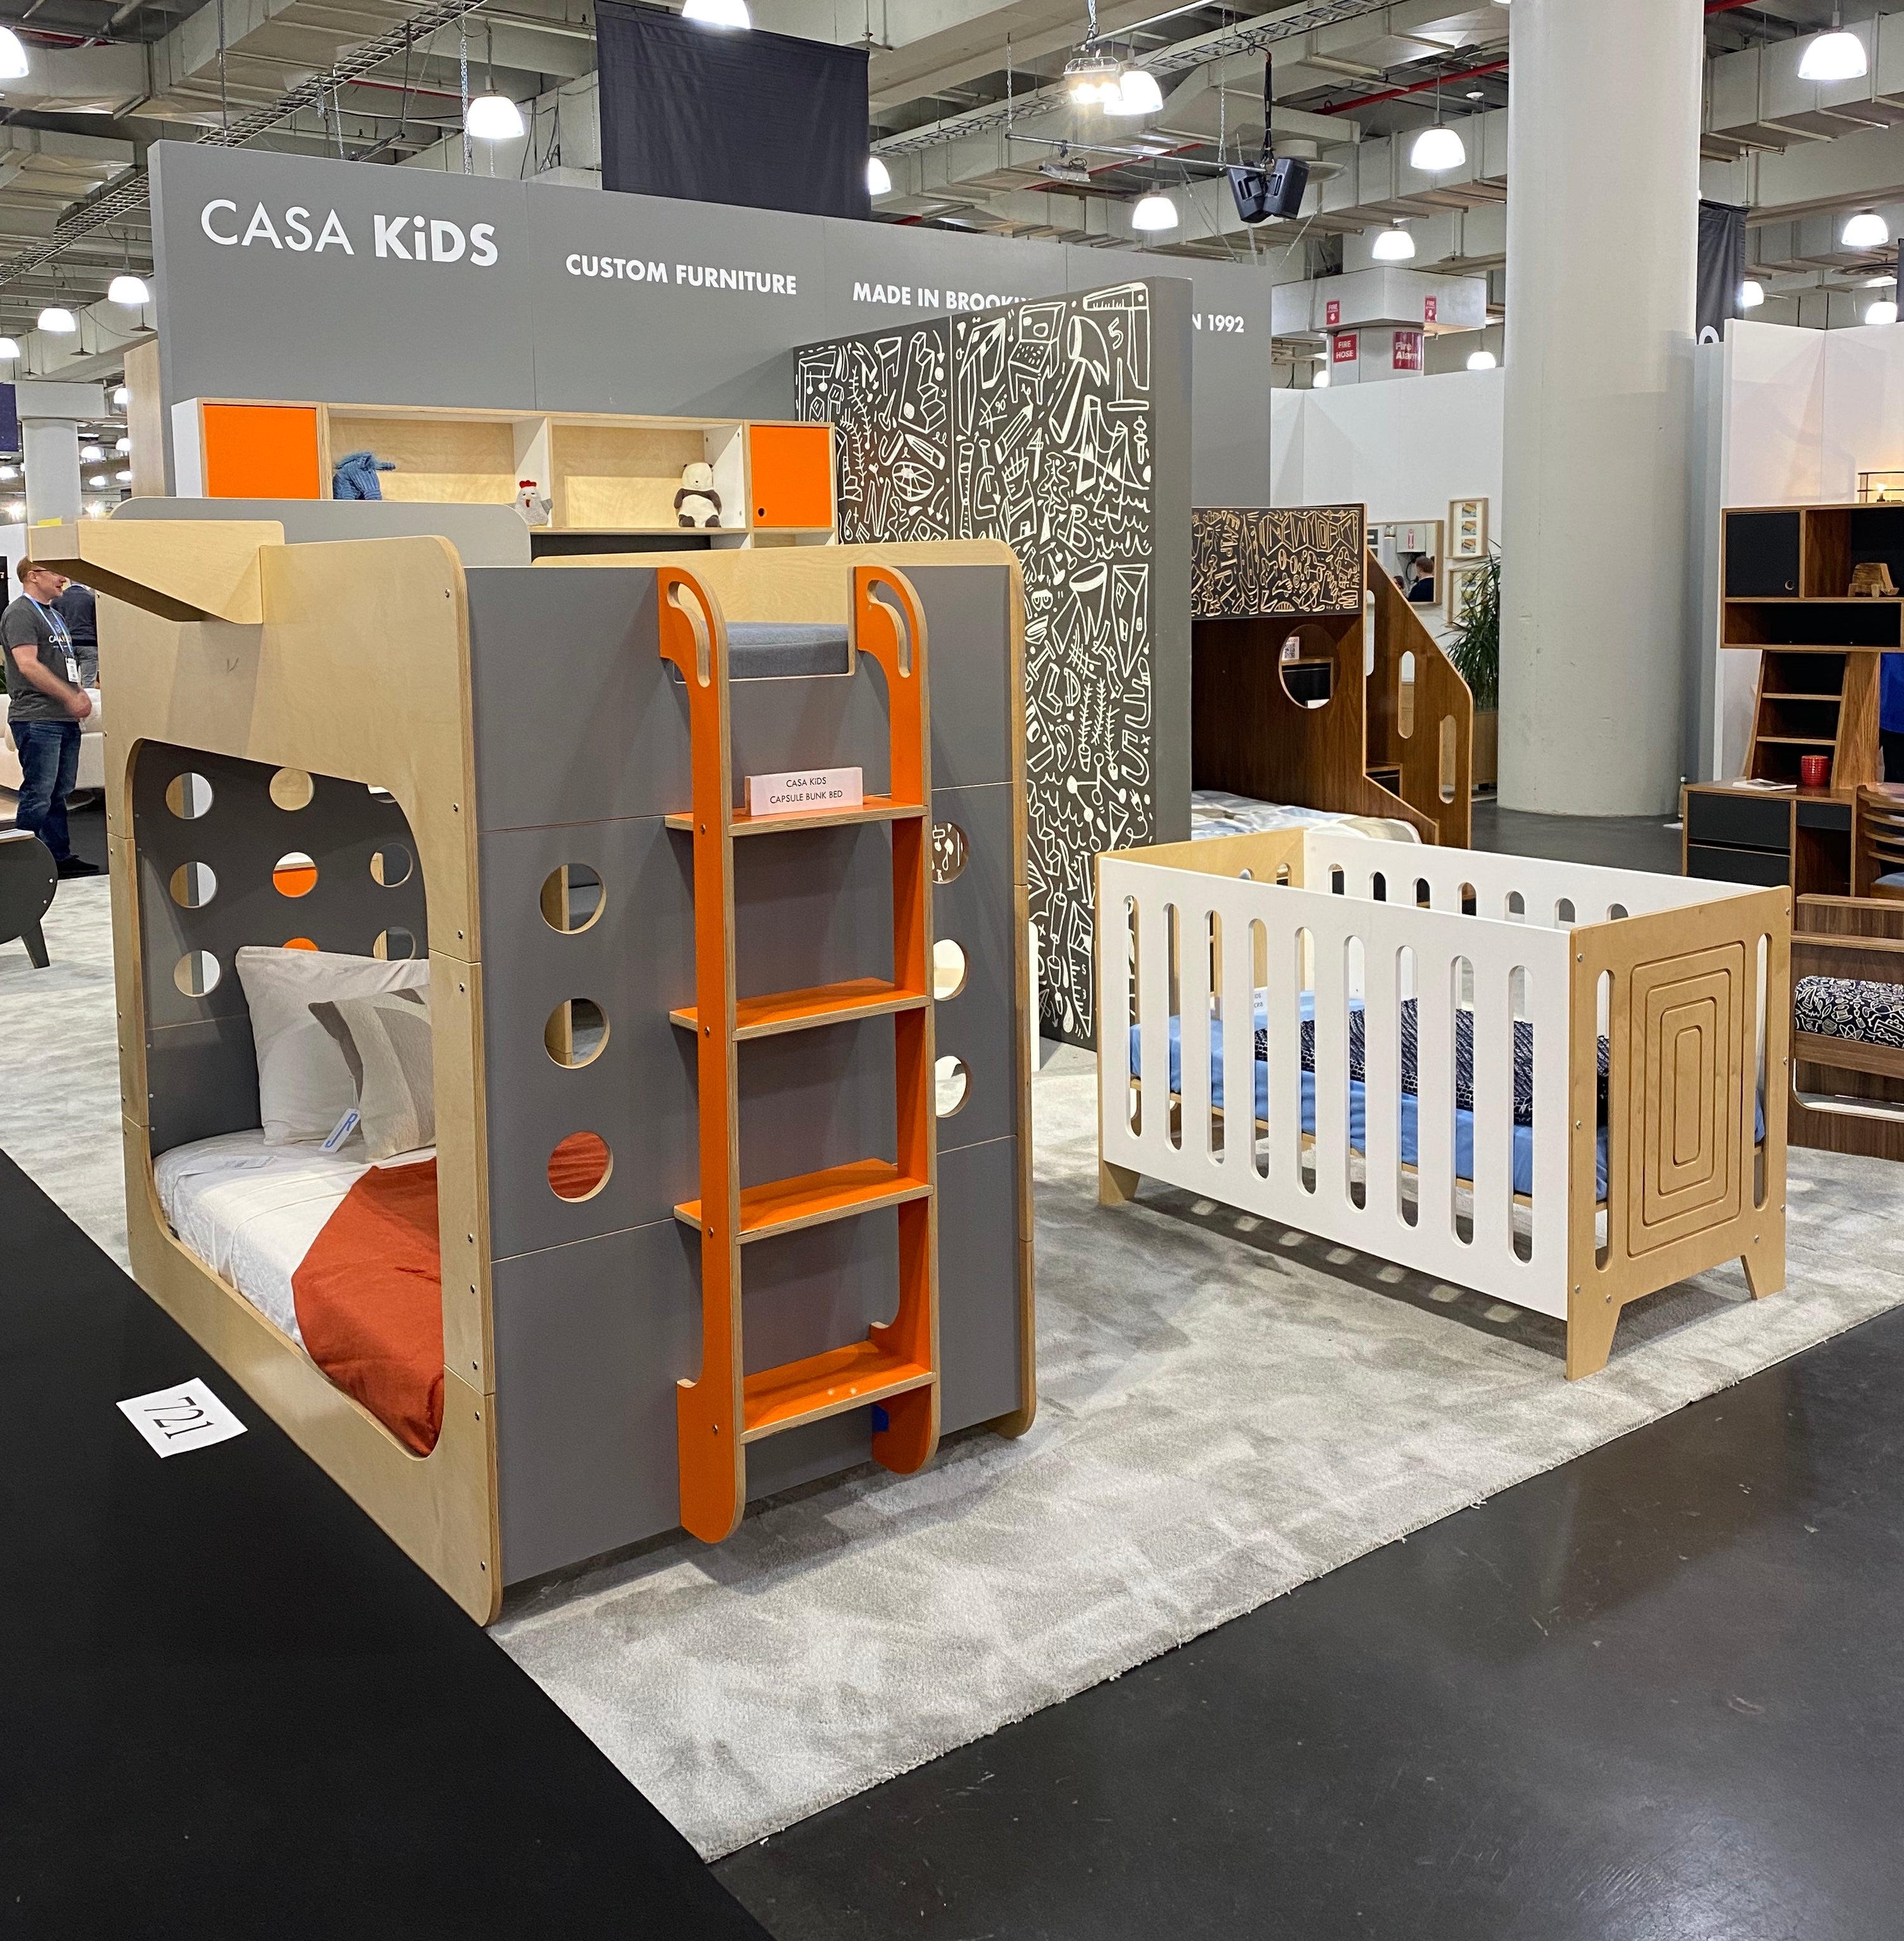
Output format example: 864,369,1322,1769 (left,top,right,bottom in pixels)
1,594,79,723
